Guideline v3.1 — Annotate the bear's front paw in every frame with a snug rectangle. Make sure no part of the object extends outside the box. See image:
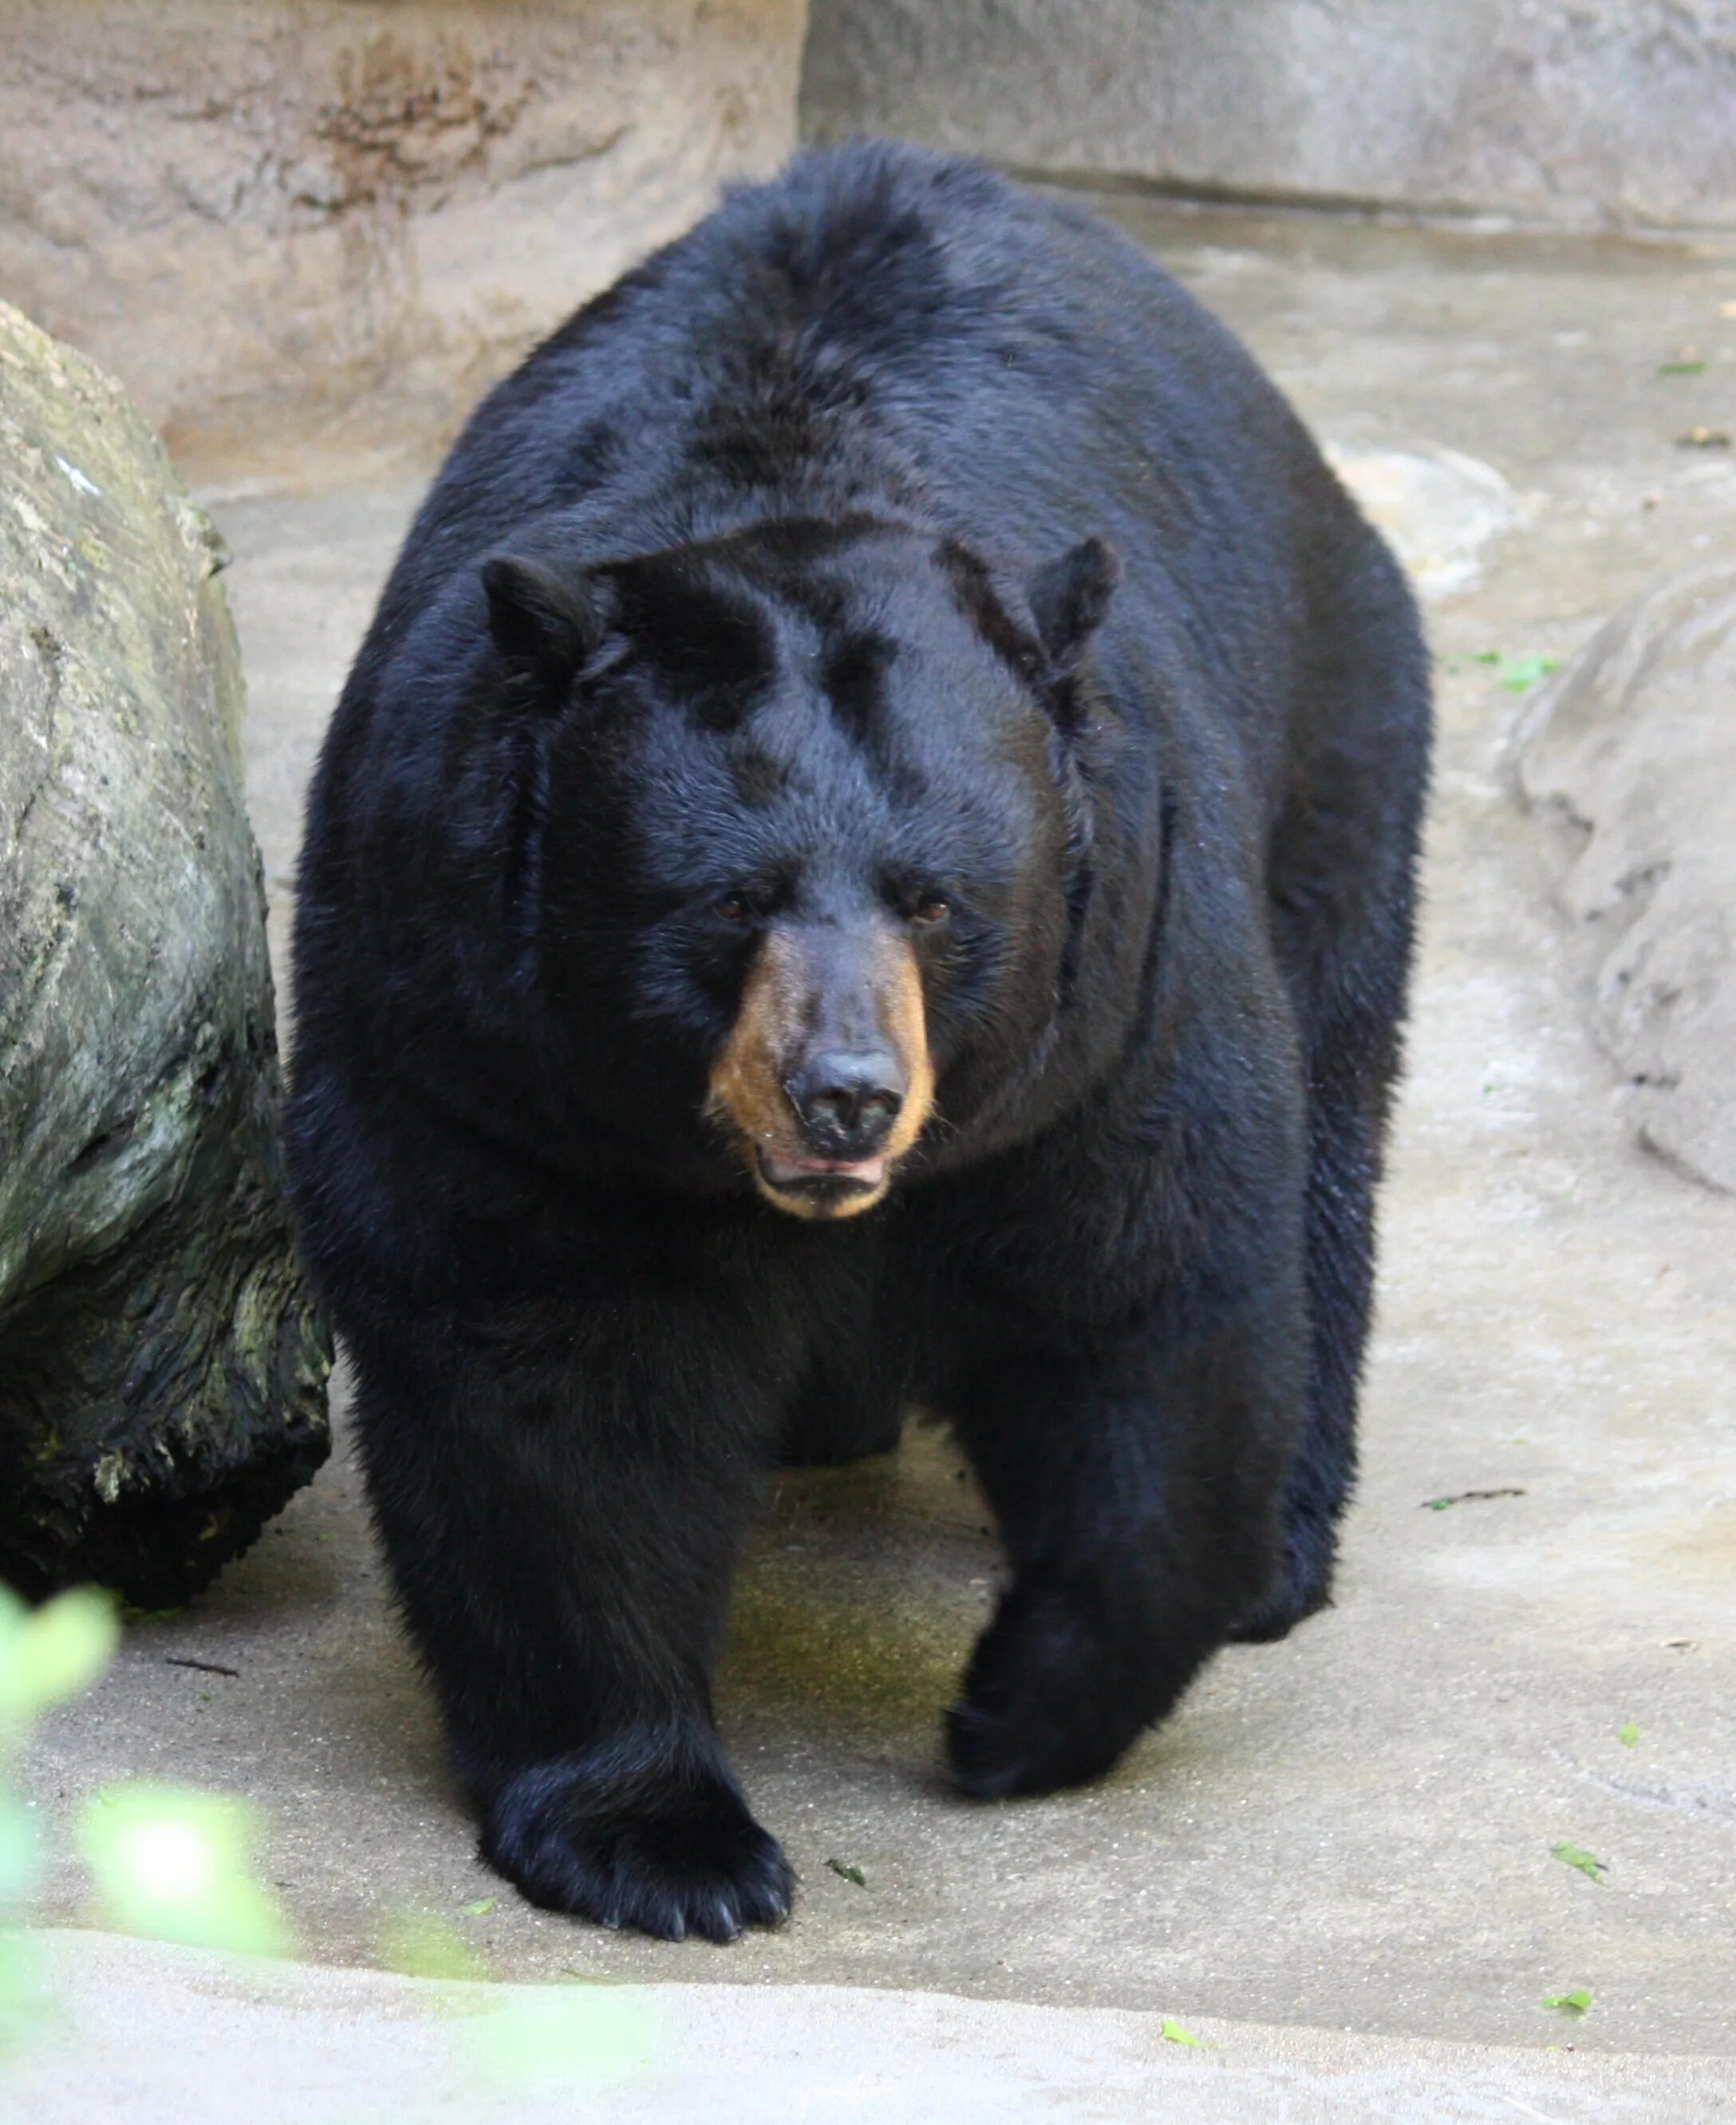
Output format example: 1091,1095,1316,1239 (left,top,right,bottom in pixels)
476,1732,794,1941
946,1573,1157,1800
